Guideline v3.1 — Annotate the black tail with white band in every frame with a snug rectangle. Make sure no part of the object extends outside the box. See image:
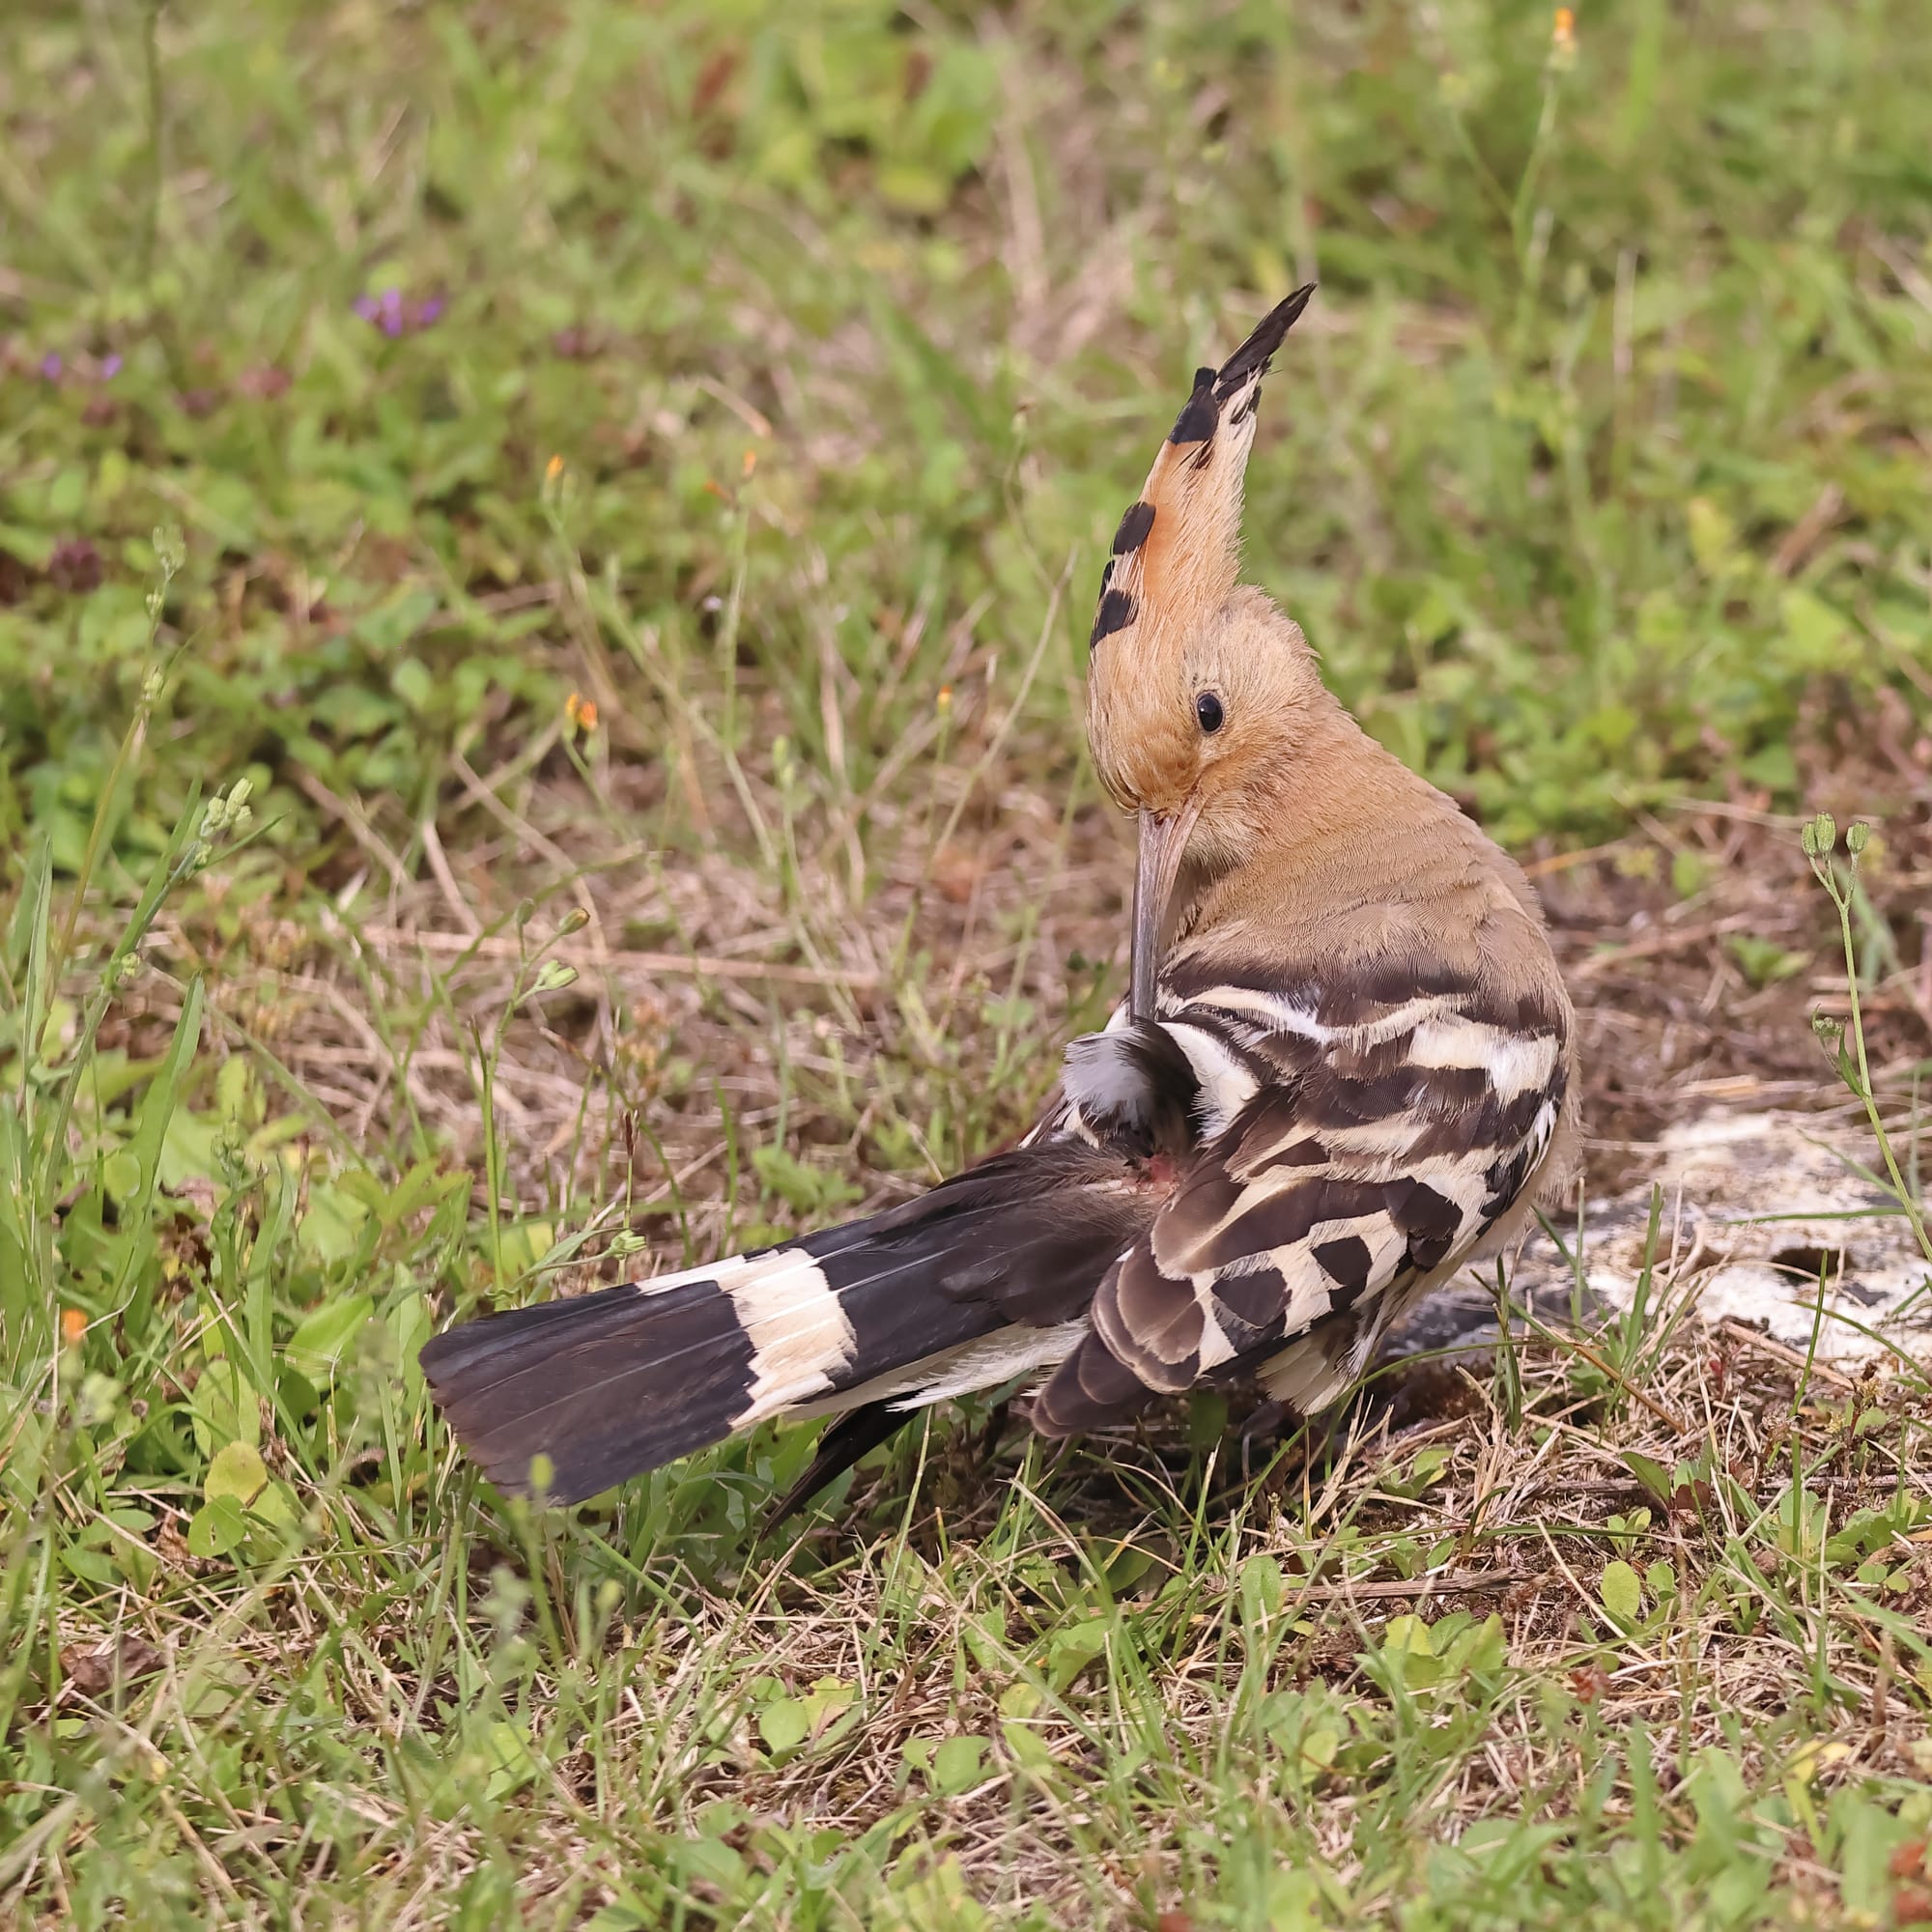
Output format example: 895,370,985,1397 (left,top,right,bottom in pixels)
418,1141,1156,1508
